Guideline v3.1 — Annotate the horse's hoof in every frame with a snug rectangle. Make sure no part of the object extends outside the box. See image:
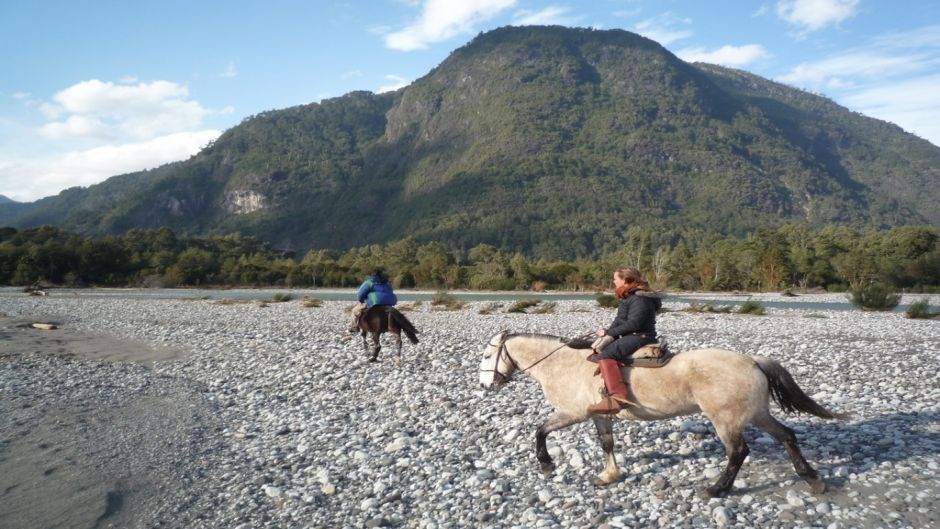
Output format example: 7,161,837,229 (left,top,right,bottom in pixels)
704,485,727,498
809,478,827,494
368,357,377,363
540,462,555,476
